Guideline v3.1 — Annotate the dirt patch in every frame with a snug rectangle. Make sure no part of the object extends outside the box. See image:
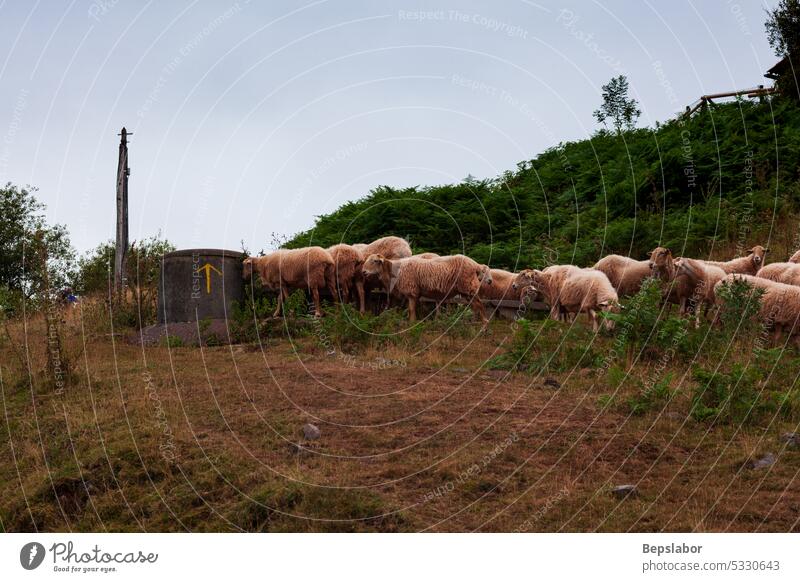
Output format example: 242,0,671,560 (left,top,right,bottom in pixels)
132,319,235,347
